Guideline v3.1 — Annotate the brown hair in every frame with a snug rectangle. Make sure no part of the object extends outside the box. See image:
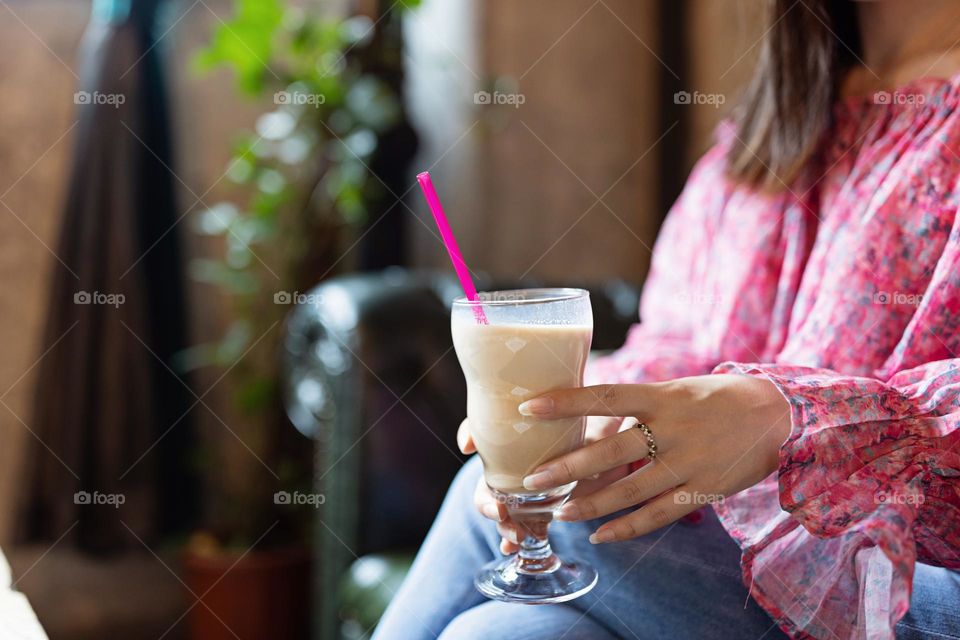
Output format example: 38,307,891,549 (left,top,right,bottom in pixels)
727,1,861,190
